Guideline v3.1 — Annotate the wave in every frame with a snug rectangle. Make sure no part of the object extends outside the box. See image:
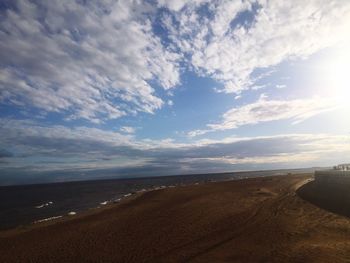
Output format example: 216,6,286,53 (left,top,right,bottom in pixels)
35,201,53,209
113,198,121,203
34,215,62,224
